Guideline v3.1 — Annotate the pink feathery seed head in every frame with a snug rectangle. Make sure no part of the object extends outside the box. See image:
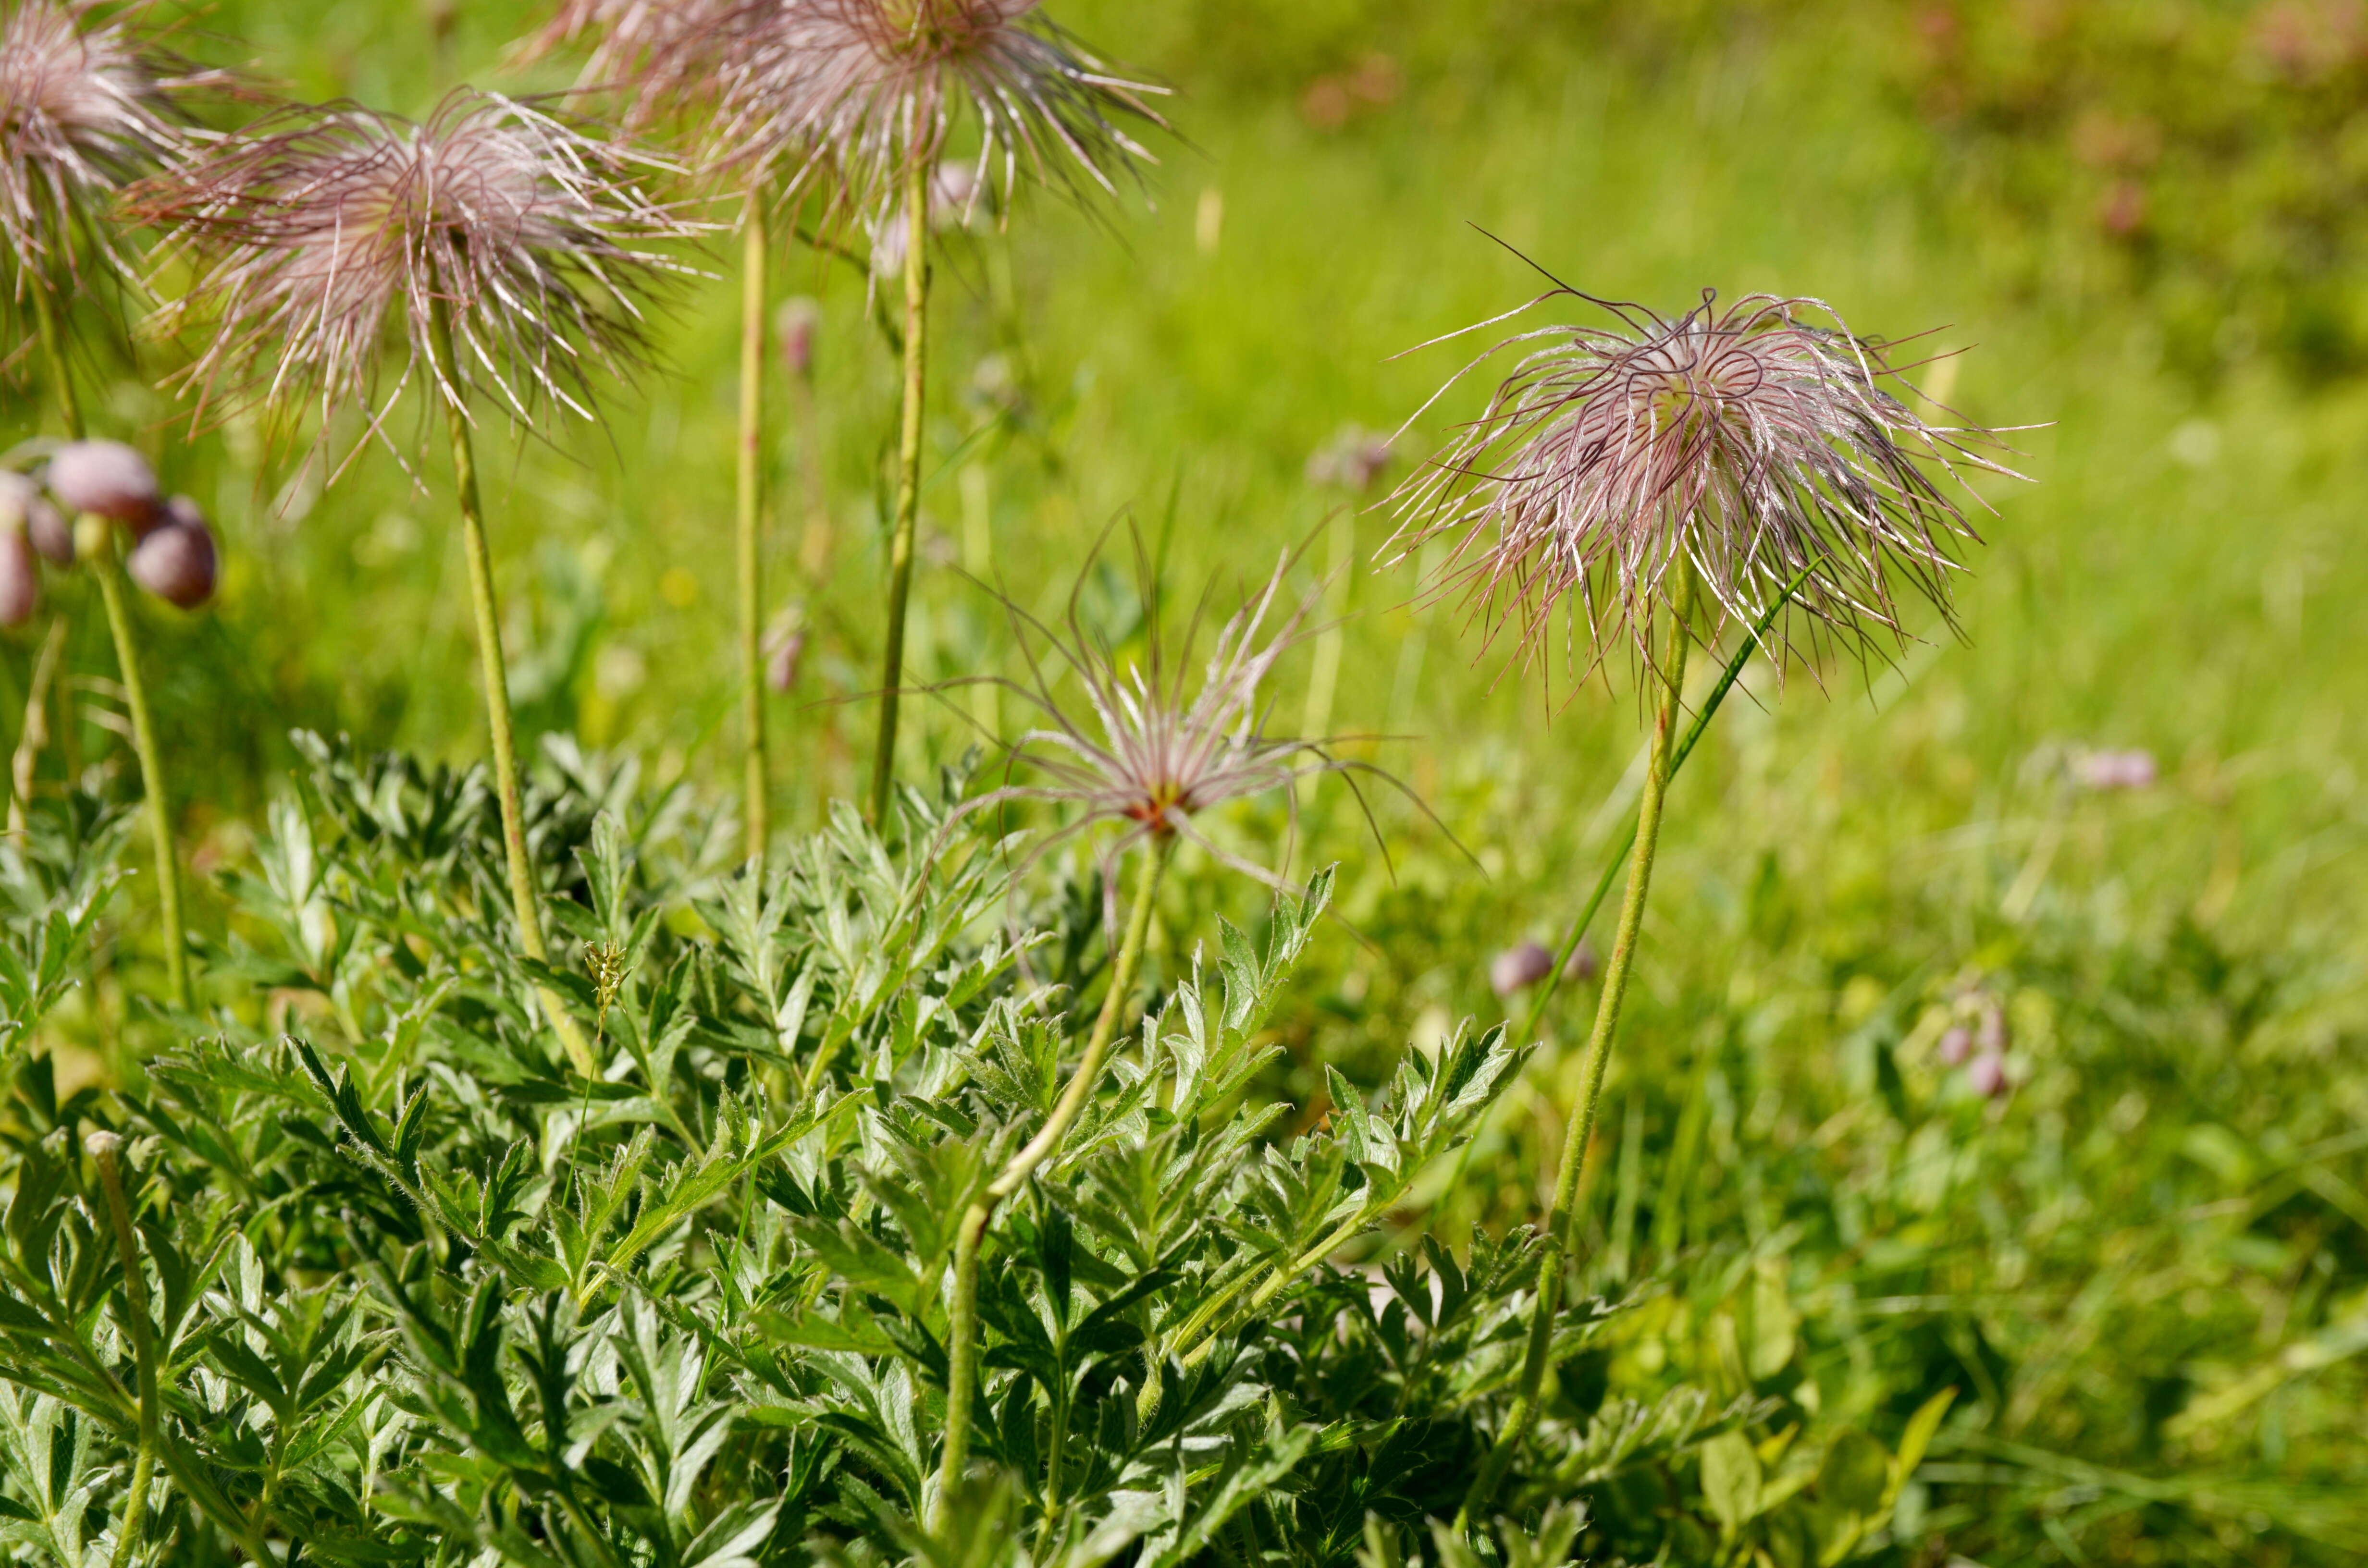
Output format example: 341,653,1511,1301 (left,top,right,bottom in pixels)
702,0,1166,231
948,529,1422,931
517,0,740,130
1386,284,2025,686
0,0,215,282
128,87,707,459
